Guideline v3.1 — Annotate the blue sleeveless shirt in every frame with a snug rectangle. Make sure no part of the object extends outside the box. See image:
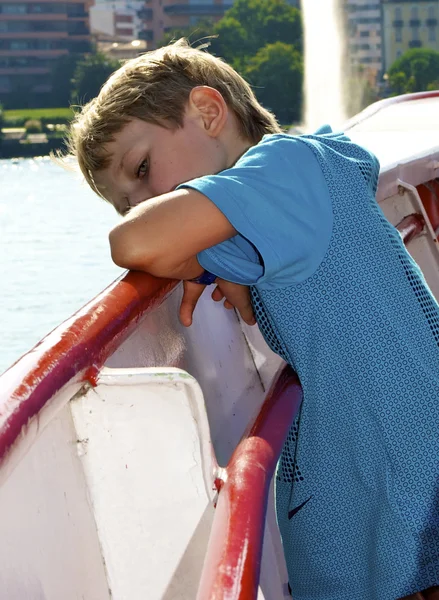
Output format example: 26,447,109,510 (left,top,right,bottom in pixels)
181,129,439,599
